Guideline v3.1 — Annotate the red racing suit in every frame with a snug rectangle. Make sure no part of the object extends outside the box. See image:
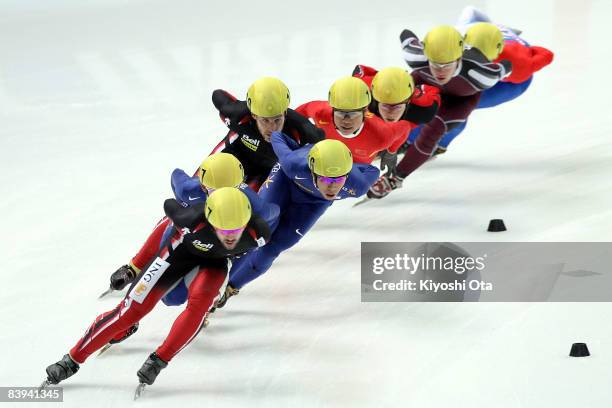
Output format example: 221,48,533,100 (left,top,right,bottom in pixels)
296,101,408,164
495,41,553,84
